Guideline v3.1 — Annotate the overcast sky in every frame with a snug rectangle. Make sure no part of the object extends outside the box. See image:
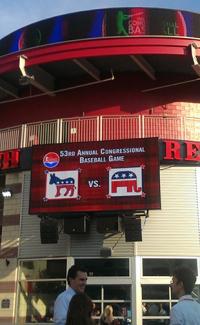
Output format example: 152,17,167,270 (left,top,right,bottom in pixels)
0,0,200,39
